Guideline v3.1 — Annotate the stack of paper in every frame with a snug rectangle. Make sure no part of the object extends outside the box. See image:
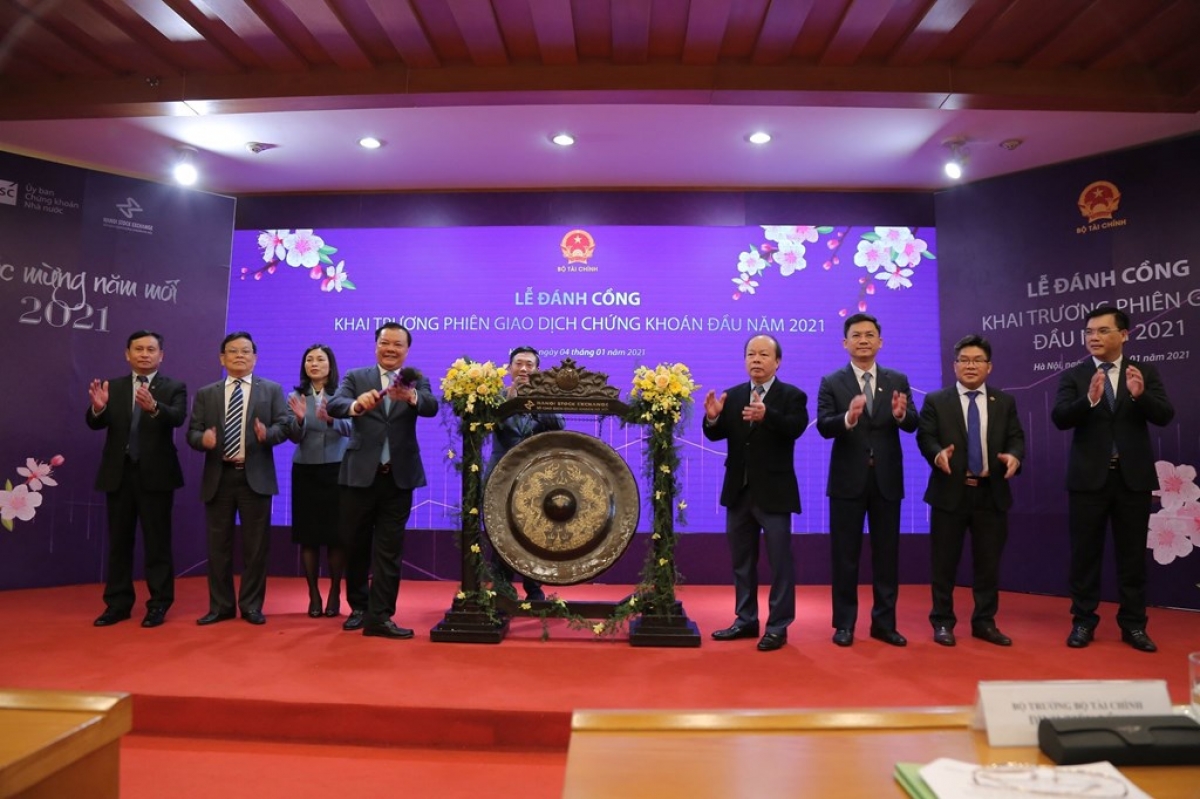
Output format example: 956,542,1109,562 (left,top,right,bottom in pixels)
894,757,1149,798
